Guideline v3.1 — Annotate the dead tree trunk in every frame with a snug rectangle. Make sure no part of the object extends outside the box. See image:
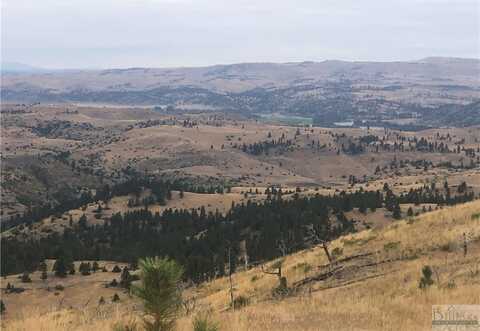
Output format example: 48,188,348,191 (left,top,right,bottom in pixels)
261,261,287,291
228,247,235,310
322,241,332,264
